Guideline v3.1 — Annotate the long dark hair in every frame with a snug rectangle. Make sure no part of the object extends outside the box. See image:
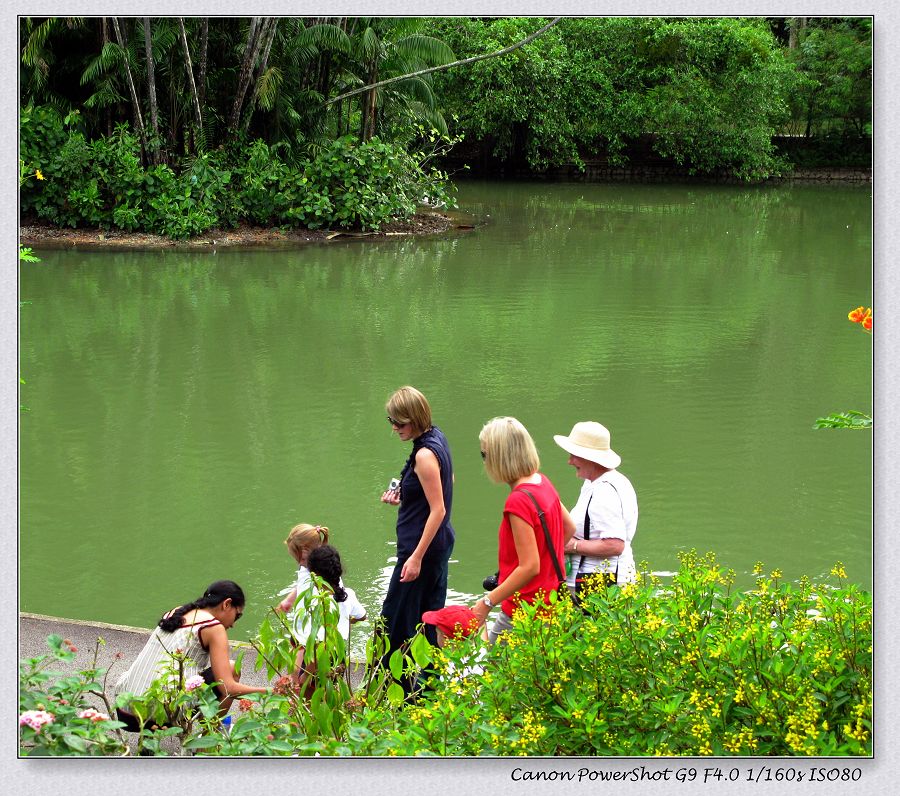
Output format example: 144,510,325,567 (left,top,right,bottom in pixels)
158,580,245,632
306,545,347,603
